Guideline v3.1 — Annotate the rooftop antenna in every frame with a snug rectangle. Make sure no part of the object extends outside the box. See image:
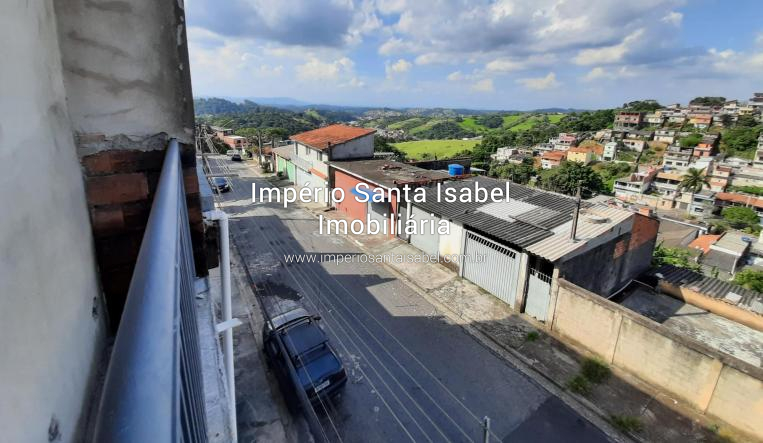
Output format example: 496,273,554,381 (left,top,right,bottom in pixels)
570,181,582,241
